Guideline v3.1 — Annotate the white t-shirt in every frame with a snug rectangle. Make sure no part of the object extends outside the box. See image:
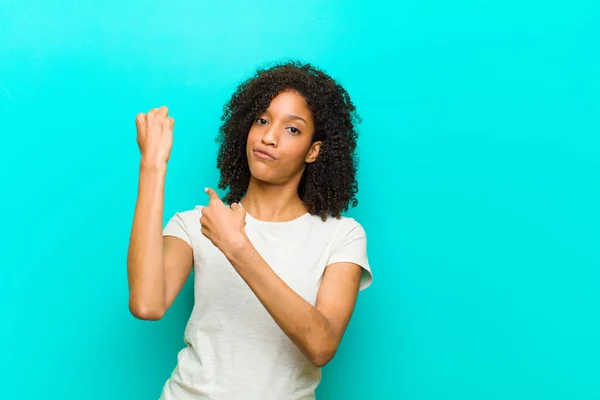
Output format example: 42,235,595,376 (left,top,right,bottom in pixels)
159,205,372,400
